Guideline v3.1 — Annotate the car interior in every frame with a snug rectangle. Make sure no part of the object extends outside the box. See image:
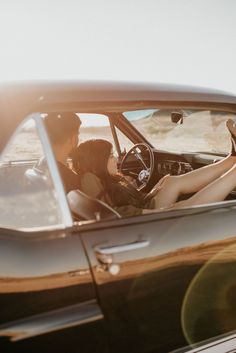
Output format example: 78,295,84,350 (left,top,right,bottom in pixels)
1,106,236,228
